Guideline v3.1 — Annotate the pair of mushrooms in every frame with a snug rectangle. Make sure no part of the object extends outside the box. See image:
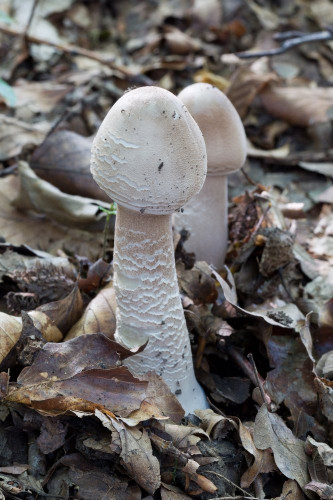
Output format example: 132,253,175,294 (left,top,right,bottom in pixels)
91,84,246,414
